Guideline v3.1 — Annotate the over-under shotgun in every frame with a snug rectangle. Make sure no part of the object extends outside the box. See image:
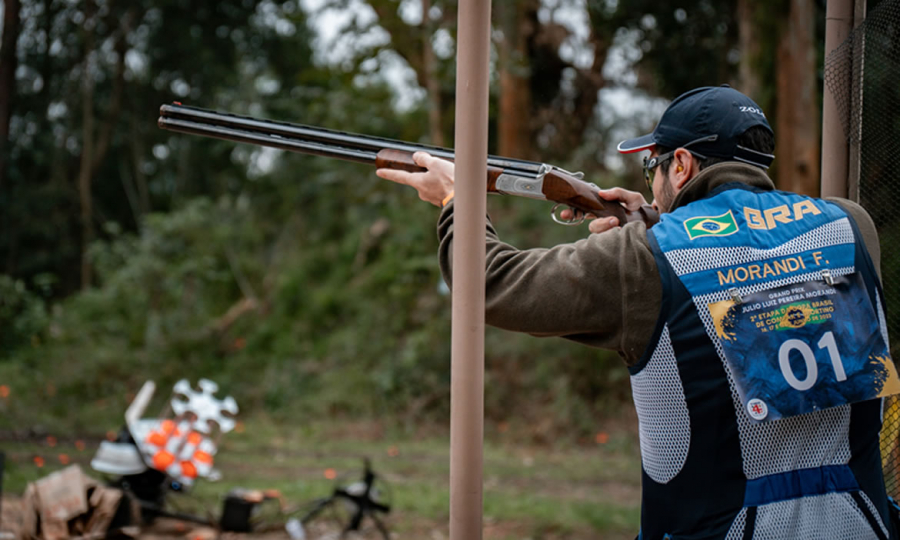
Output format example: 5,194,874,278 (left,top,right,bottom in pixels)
157,103,658,227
